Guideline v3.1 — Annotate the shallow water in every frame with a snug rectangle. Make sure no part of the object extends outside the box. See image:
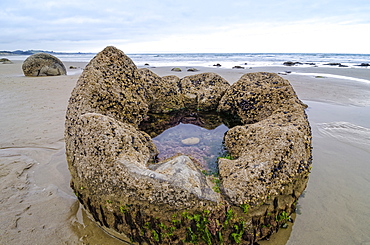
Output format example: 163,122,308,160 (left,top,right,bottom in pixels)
293,72,370,84
152,123,228,173
138,110,240,173
287,101,370,244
